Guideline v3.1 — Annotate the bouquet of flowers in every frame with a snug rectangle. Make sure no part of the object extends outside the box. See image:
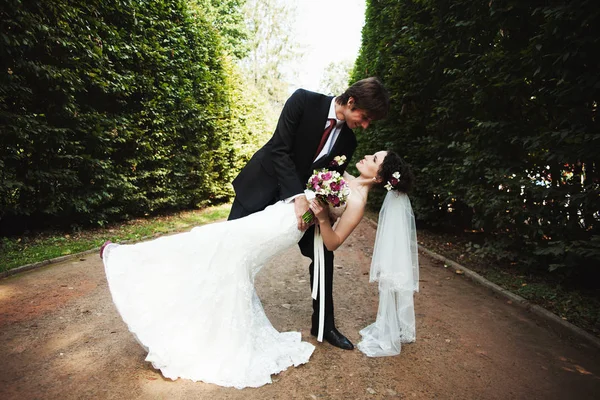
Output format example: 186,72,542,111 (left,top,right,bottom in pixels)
302,169,351,224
